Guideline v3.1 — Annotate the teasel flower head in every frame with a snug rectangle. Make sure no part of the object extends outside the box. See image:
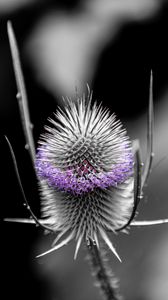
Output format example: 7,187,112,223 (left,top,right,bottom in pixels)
35,94,134,260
